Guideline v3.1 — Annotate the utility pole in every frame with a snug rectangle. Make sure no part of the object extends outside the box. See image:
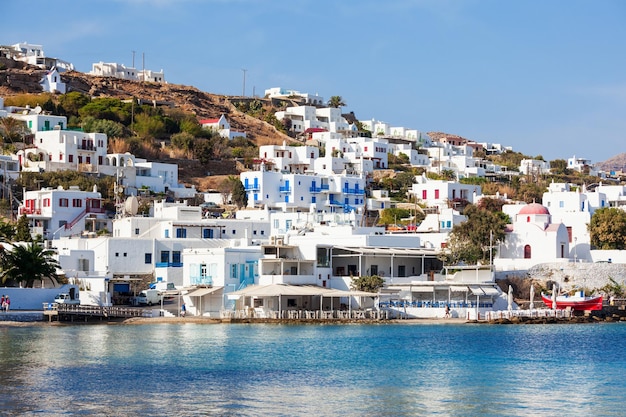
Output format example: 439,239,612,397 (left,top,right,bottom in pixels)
241,68,247,96
132,50,135,68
